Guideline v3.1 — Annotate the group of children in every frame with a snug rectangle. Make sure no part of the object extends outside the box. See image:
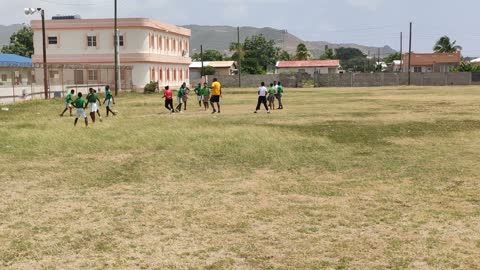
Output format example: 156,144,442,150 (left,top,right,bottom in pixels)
61,78,284,126
255,81,284,113
163,78,222,114
60,85,116,127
